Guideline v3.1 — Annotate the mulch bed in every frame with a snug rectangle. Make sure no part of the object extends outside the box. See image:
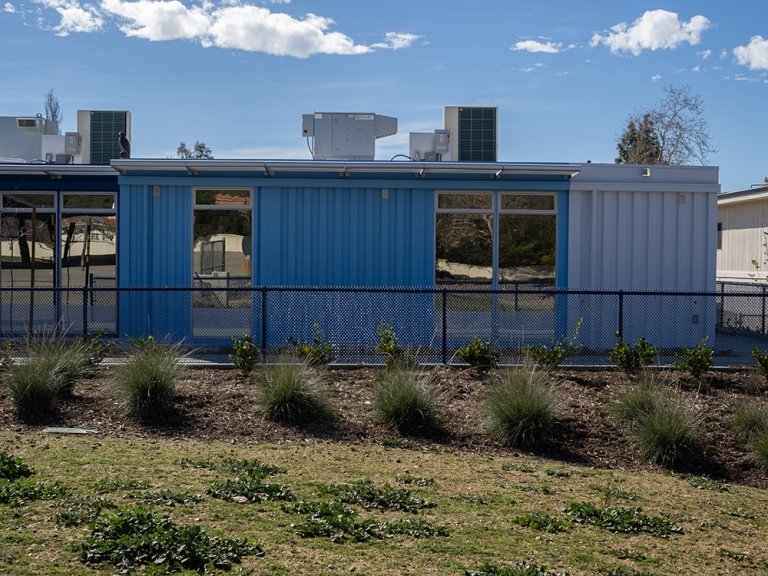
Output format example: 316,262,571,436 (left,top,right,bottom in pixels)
1,366,766,489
